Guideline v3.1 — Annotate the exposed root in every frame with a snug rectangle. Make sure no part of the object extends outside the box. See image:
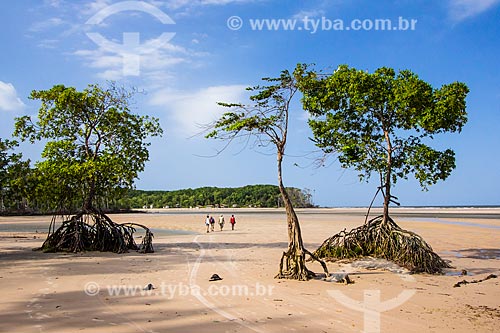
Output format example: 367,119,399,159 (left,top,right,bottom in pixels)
275,249,316,281
37,210,154,254
304,248,329,277
275,246,329,281
120,222,155,253
314,215,451,274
